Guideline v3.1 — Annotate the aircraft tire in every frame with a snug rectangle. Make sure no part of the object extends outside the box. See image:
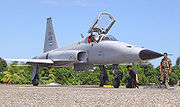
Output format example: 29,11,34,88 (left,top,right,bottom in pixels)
113,77,120,88
33,79,39,86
